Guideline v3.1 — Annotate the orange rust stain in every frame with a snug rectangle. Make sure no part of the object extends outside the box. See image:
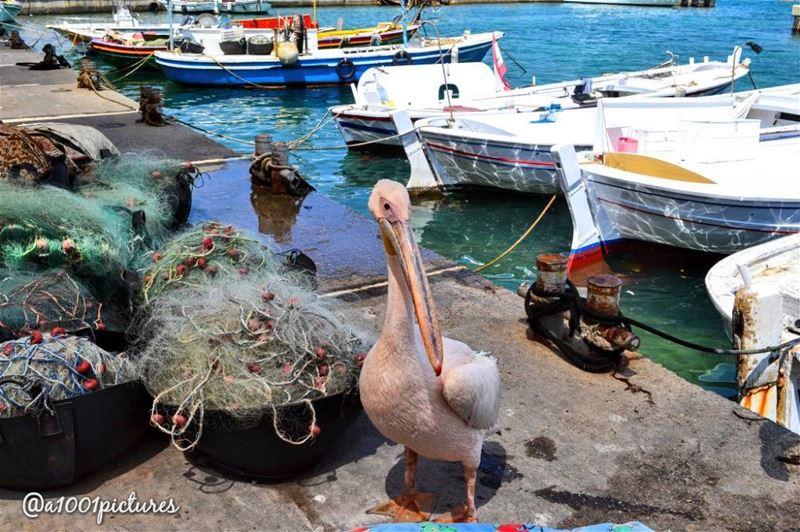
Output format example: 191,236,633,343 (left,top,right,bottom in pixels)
741,386,777,418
